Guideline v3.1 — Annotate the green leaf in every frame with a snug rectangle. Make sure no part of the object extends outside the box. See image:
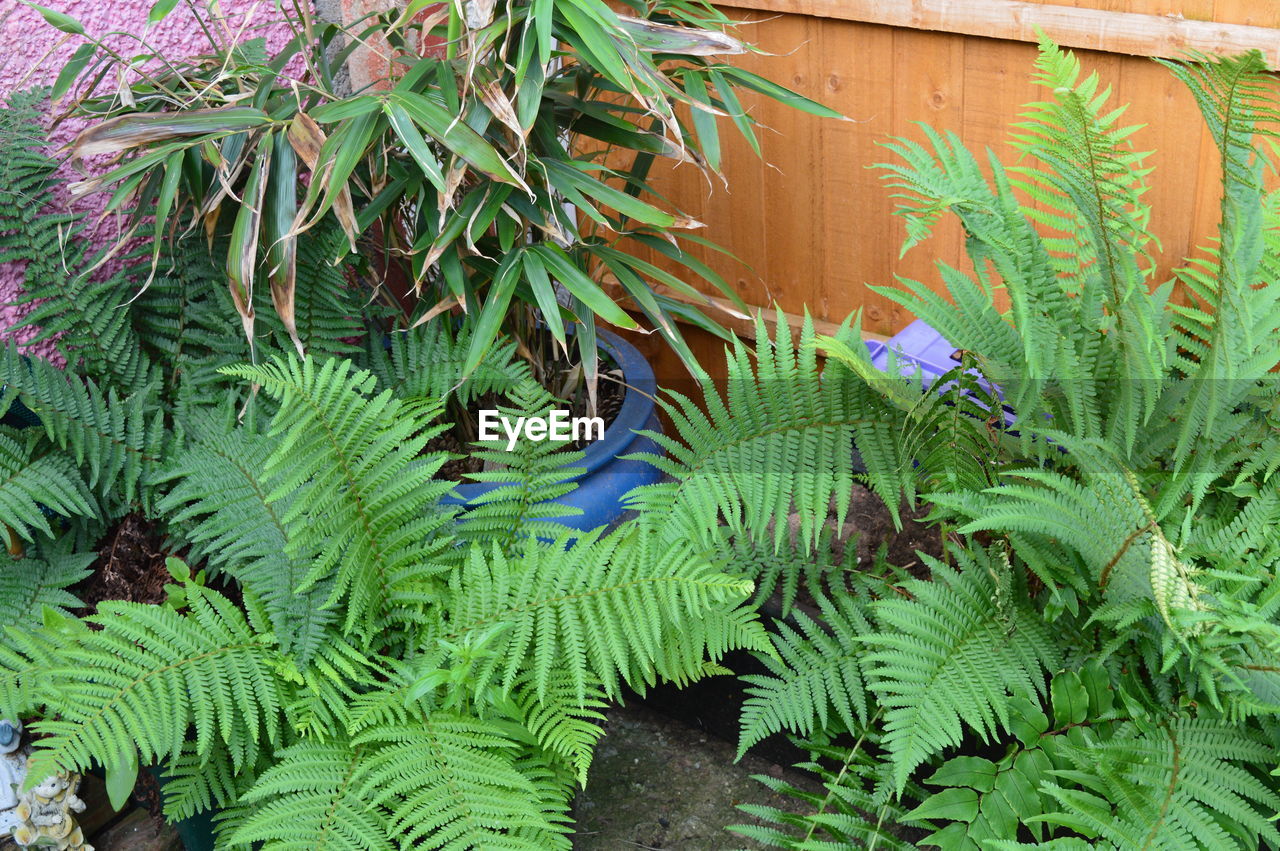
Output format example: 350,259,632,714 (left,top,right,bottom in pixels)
52,43,96,101
684,74,721,171
165,557,191,583
147,0,182,24
927,756,999,793
382,100,446,193
308,95,381,123
522,251,566,346
149,150,183,271
20,1,85,34
544,159,683,227
1051,671,1088,728
905,787,981,823
1007,696,1049,749
714,65,847,120
105,748,139,812
532,244,637,329
390,91,525,188
463,250,525,375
